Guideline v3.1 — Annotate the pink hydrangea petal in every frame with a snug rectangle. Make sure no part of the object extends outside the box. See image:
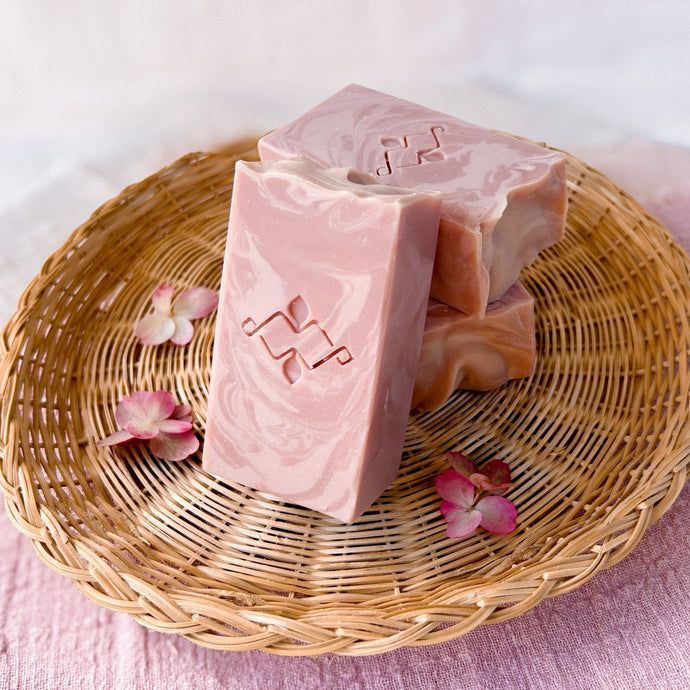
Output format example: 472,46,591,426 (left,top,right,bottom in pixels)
157,419,193,434
95,429,135,447
171,404,192,422
151,285,175,314
149,431,199,461
117,390,176,429
142,390,177,421
470,472,513,495
435,468,475,509
125,419,159,440
483,458,512,485
170,316,195,346
476,495,518,534
135,312,176,345
440,501,483,538
173,287,218,320
115,392,151,428
469,472,489,489
446,450,478,478
99,390,195,456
